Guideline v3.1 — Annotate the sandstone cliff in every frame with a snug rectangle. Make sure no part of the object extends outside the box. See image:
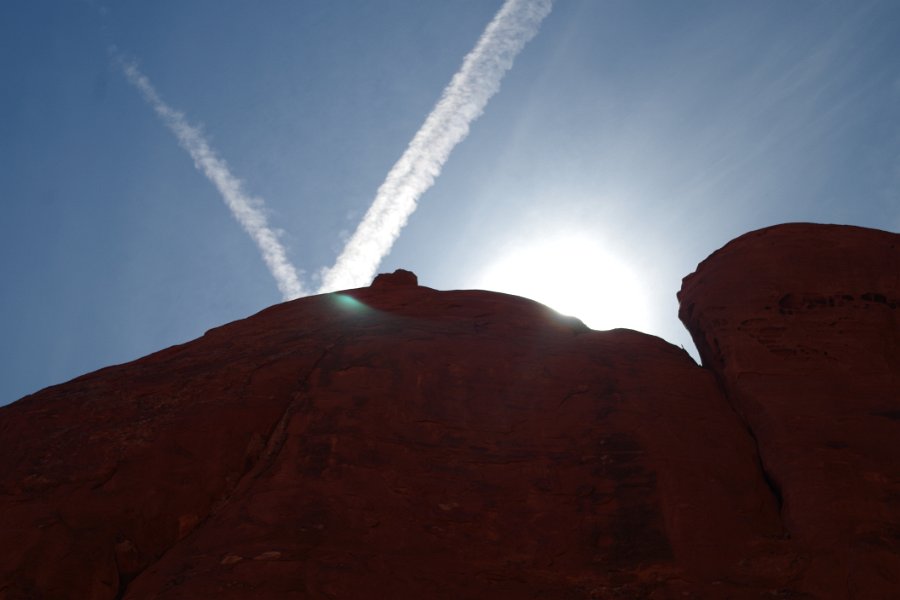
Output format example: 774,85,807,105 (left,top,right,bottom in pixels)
679,223,900,598
1,224,897,598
